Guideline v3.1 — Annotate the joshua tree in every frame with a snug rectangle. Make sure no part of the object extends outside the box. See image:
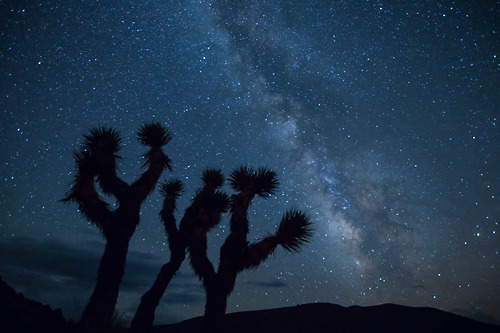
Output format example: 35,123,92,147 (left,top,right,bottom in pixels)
131,170,230,333
62,123,172,332
188,166,313,332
